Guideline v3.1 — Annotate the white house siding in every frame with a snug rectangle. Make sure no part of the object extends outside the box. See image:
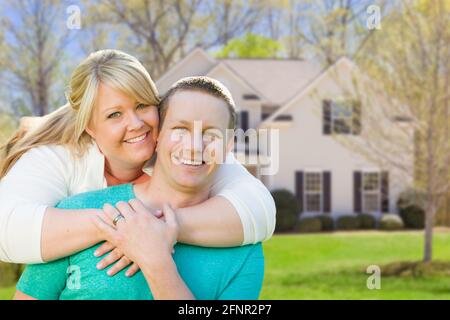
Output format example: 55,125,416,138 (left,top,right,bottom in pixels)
206,64,262,129
156,48,217,94
263,61,412,215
